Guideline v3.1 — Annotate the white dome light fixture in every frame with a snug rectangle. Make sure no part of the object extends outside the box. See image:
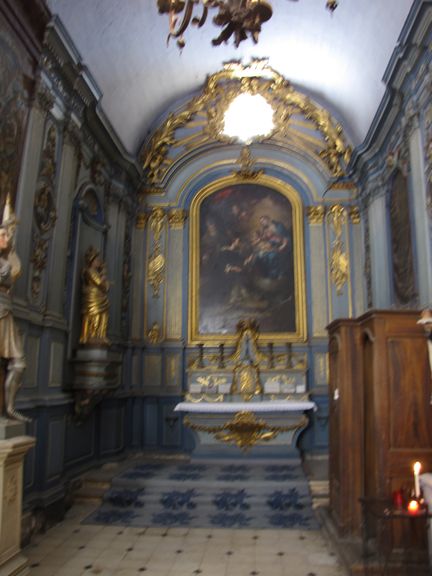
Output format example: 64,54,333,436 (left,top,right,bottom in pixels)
223,93,274,142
